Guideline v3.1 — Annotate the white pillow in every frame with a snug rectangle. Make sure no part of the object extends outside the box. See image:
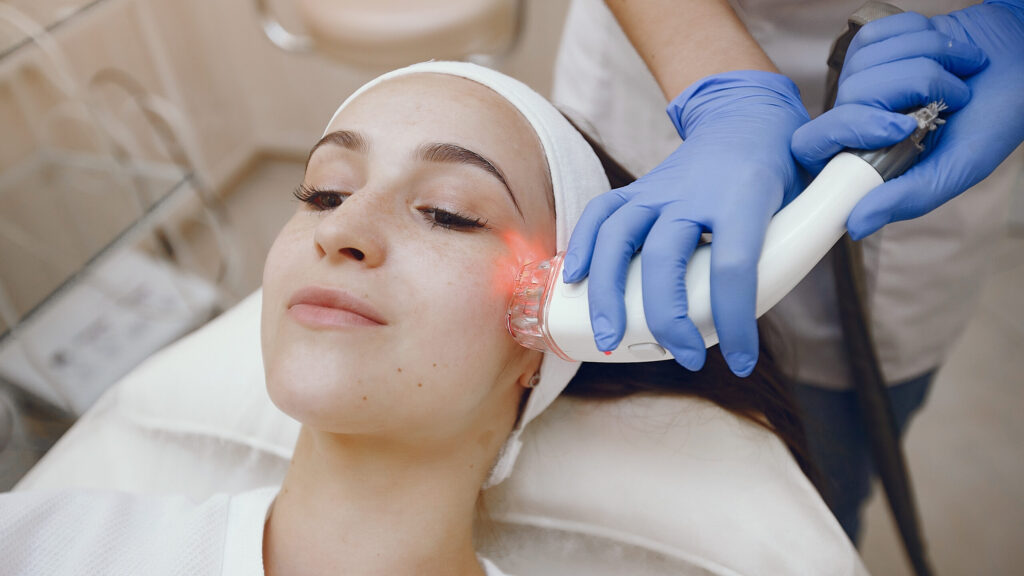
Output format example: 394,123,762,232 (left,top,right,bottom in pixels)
112,288,866,575
117,290,299,459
